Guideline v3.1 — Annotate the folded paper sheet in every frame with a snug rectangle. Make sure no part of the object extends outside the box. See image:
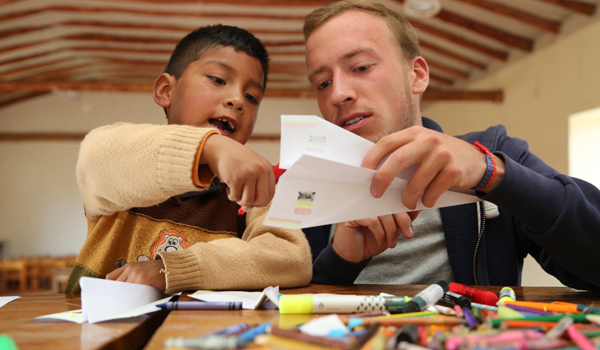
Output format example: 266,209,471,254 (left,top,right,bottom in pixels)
37,277,171,324
189,286,280,310
264,115,480,229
